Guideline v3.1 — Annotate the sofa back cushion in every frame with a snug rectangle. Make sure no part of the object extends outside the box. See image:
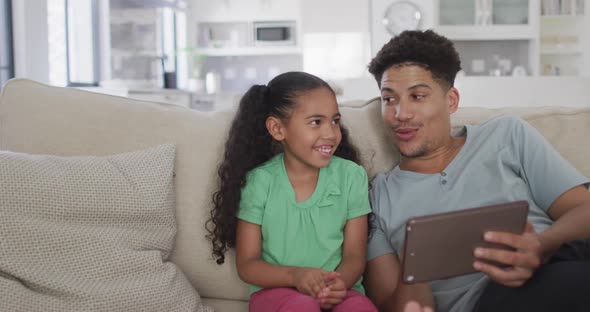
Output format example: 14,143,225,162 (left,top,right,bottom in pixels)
339,99,400,178
450,105,590,179
1,79,589,303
